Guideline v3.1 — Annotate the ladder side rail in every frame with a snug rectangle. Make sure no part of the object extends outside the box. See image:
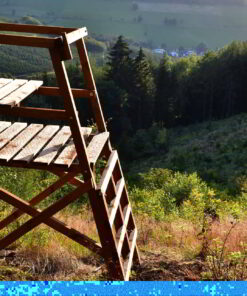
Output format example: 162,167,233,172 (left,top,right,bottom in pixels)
76,39,107,132
88,188,125,280
114,159,141,266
